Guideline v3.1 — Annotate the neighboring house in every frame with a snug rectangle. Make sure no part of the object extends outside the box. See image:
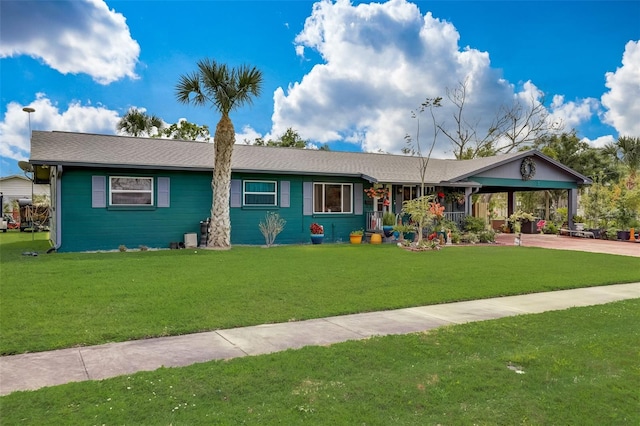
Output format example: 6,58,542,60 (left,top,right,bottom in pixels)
28,131,591,252
0,174,49,215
